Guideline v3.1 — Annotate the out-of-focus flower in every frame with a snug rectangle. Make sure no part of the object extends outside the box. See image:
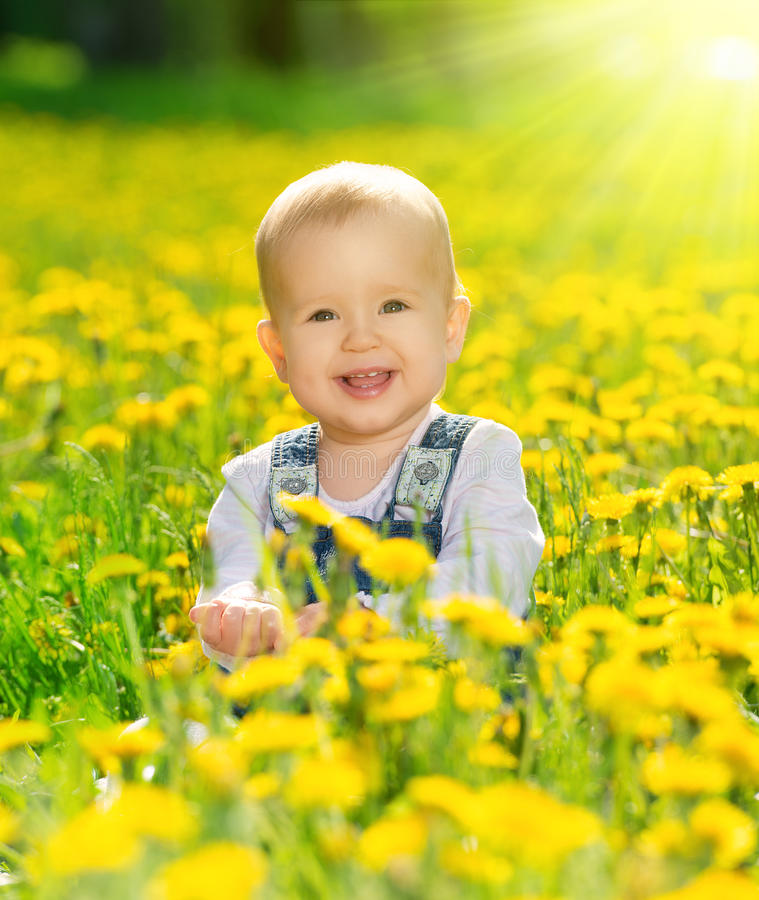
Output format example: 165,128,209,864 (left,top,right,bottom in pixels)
80,424,127,452
659,466,713,501
87,553,146,583
0,536,25,557
642,743,732,795
78,720,165,771
286,756,368,810
0,718,50,753
359,537,434,586
690,798,756,868
147,842,267,900
358,812,428,872
235,710,323,754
